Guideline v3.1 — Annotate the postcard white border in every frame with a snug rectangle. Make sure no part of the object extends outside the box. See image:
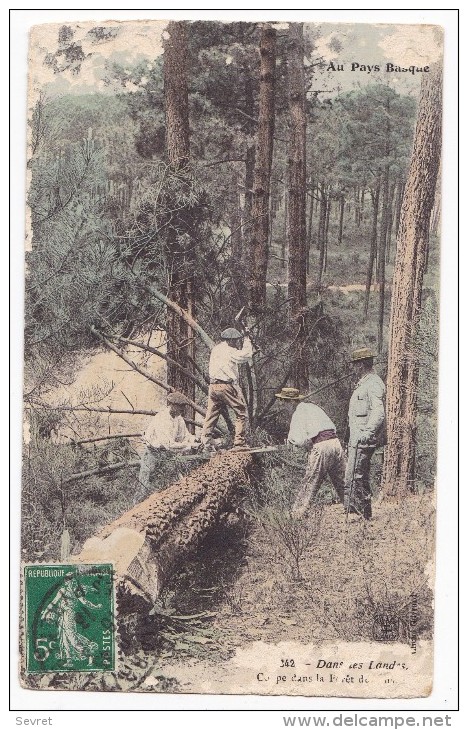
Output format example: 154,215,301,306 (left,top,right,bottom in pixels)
8,5,460,718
